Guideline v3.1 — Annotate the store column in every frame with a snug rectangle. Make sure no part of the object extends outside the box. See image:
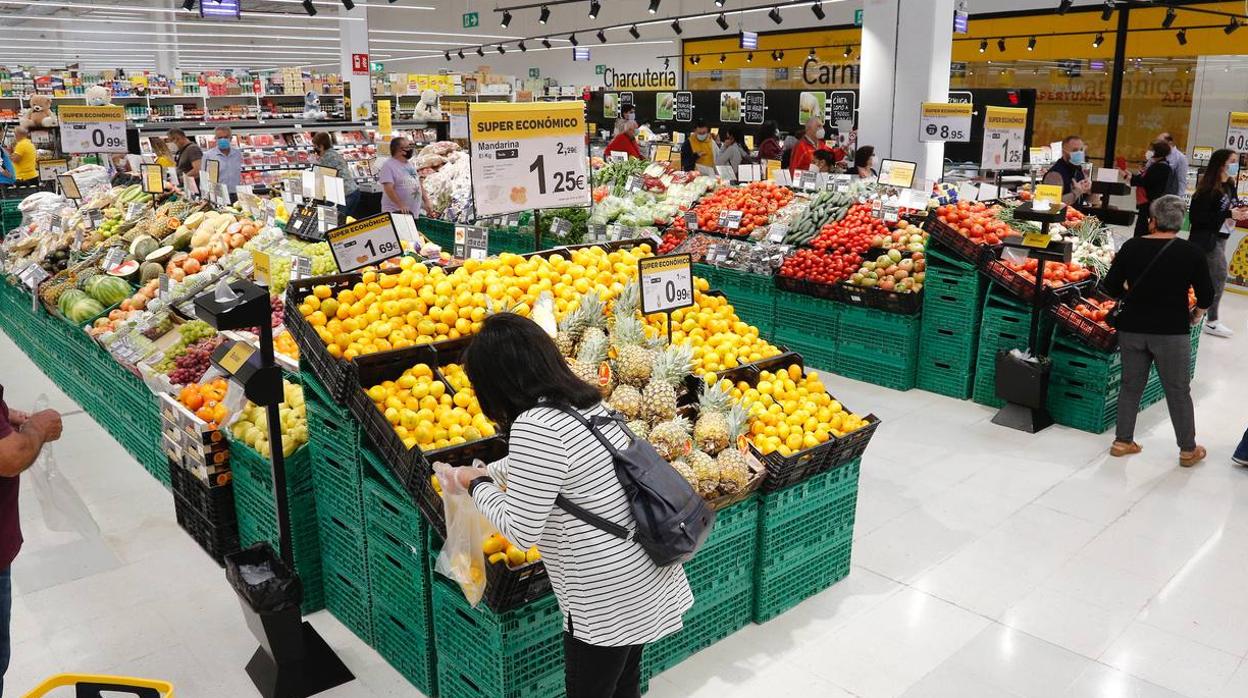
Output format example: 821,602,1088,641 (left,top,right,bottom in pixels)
857,0,955,183
340,11,373,120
